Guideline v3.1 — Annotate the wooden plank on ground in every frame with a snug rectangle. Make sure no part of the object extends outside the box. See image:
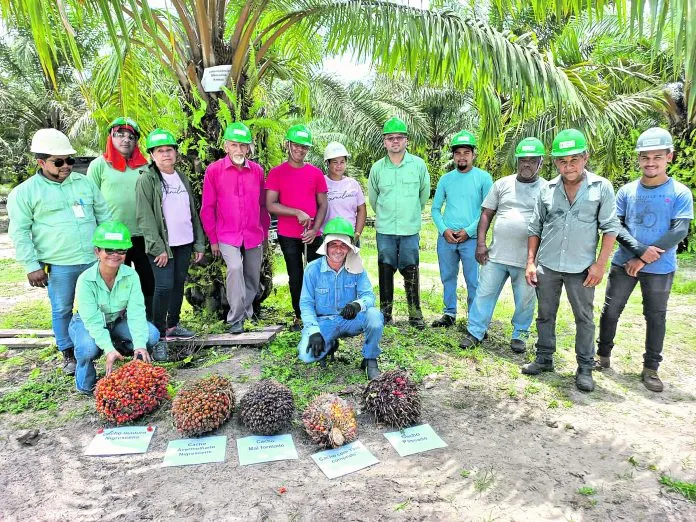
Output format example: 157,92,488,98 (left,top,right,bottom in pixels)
0,337,54,349
0,329,54,338
167,325,284,347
